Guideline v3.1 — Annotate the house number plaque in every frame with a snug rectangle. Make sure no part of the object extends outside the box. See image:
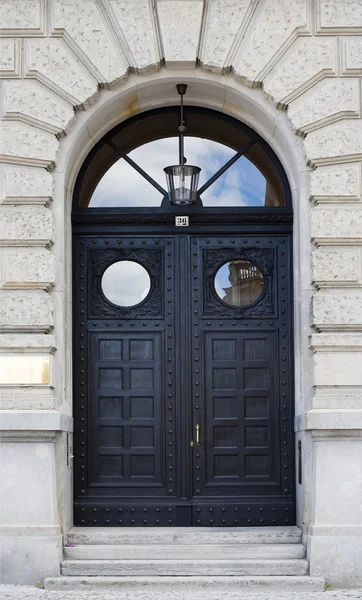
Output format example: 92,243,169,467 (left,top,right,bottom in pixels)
175,216,189,226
